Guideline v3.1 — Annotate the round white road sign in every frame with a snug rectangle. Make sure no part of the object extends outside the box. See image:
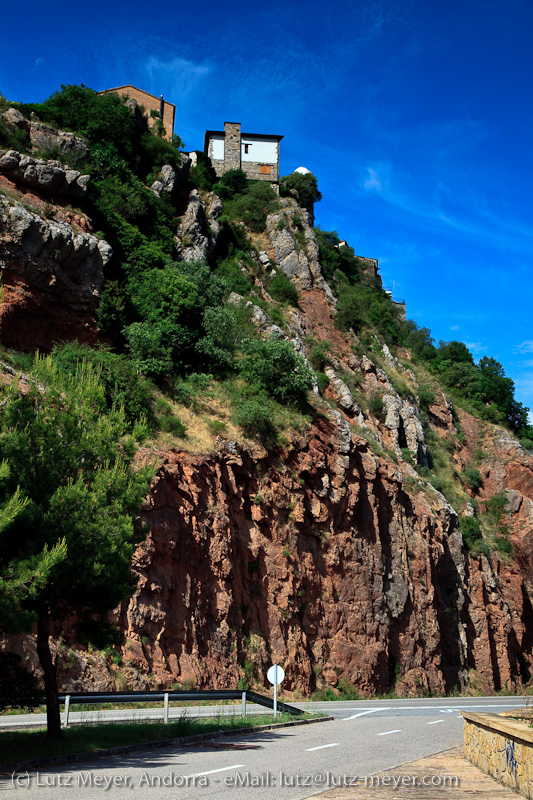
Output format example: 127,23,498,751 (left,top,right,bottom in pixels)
267,664,285,685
